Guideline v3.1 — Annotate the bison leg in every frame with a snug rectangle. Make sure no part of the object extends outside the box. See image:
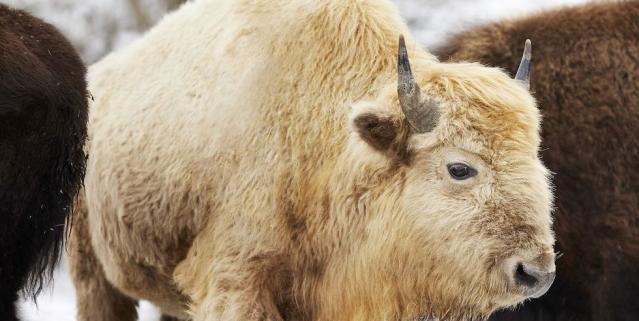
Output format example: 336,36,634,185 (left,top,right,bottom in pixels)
176,262,286,321
174,255,282,320
68,195,138,321
161,315,187,321
189,289,285,321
